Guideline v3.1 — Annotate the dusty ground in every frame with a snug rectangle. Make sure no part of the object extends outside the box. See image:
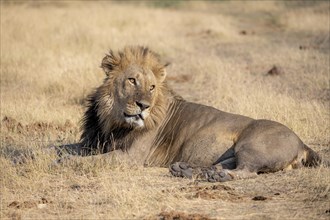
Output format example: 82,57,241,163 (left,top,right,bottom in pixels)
1,1,329,219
